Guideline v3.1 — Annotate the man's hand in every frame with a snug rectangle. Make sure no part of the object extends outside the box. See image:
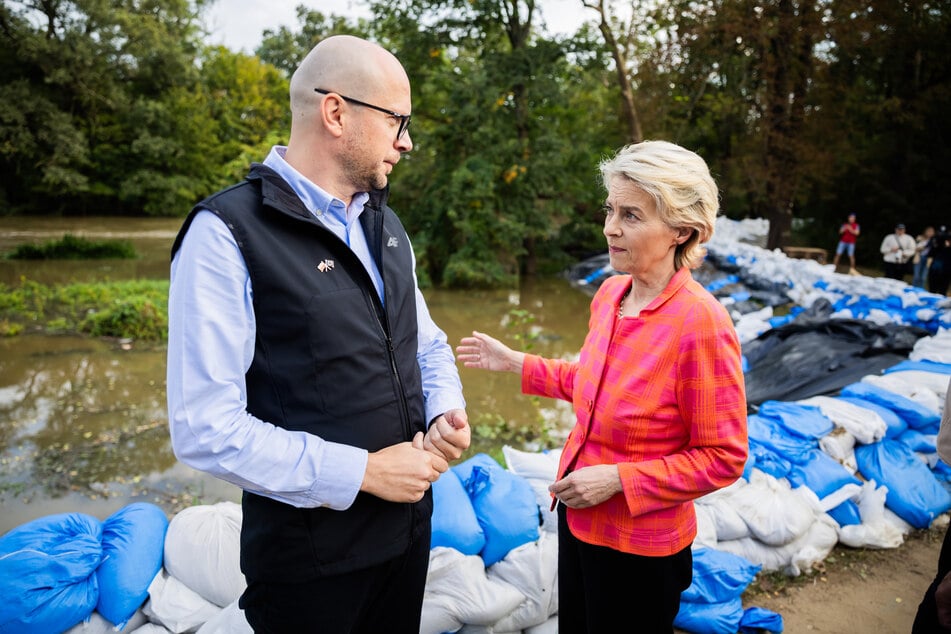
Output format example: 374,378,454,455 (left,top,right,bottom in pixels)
361,432,449,503
424,409,471,462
